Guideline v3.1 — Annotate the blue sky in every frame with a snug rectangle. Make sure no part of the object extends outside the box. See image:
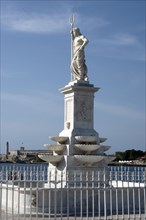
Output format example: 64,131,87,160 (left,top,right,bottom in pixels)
0,0,145,154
